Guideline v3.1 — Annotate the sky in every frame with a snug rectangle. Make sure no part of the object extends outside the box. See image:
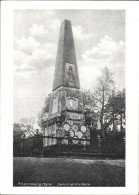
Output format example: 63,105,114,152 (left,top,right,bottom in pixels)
14,10,125,122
